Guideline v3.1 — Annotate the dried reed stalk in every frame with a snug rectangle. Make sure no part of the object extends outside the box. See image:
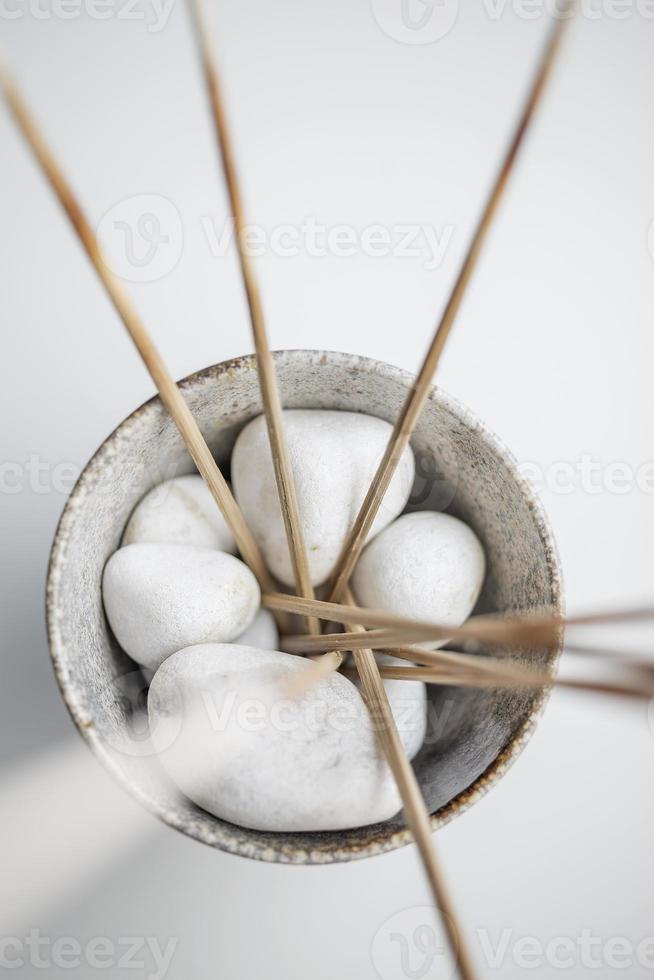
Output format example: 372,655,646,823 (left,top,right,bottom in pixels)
187,0,319,632
267,591,562,651
324,5,574,606
340,588,477,980
0,62,278,595
269,591,654,663
366,657,654,701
